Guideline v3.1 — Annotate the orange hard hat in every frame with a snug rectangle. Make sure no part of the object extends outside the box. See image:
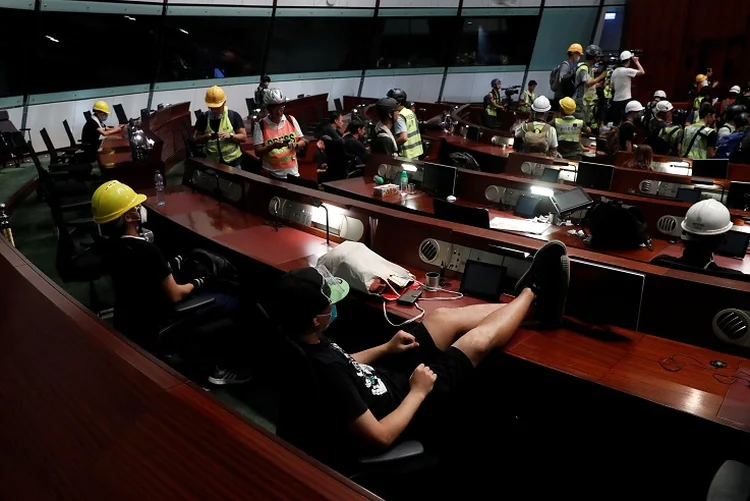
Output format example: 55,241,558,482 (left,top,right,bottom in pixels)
205,85,227,108
696,74,707,83
567,43,584,55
